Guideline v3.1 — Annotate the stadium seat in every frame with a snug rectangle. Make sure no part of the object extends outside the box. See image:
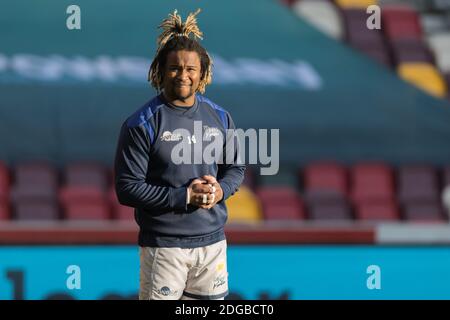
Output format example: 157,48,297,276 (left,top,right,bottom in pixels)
14,200,60,220
403,202,445,222
335,0,378,9
59,186,106,204
226,186,262,223
352,42,392,66
256,186,300,203
256,186,305,220
355,201,400,221
63,201,111,220
308,202,353,220
0,203,11,220
341,9,386,46
379,0,431,12
112,203,135,221
262,200,305,221
350,162,395,203
292,0,344,40
109,187,135,220
427,32,450,73
14,162,58,188
64,162,108,190
0,161,9,202
398,165,439,203
11,162,58,203
12,181,58,199
390,39,435,65
397,62,448,98
382,5,423,41
303,162,348,196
